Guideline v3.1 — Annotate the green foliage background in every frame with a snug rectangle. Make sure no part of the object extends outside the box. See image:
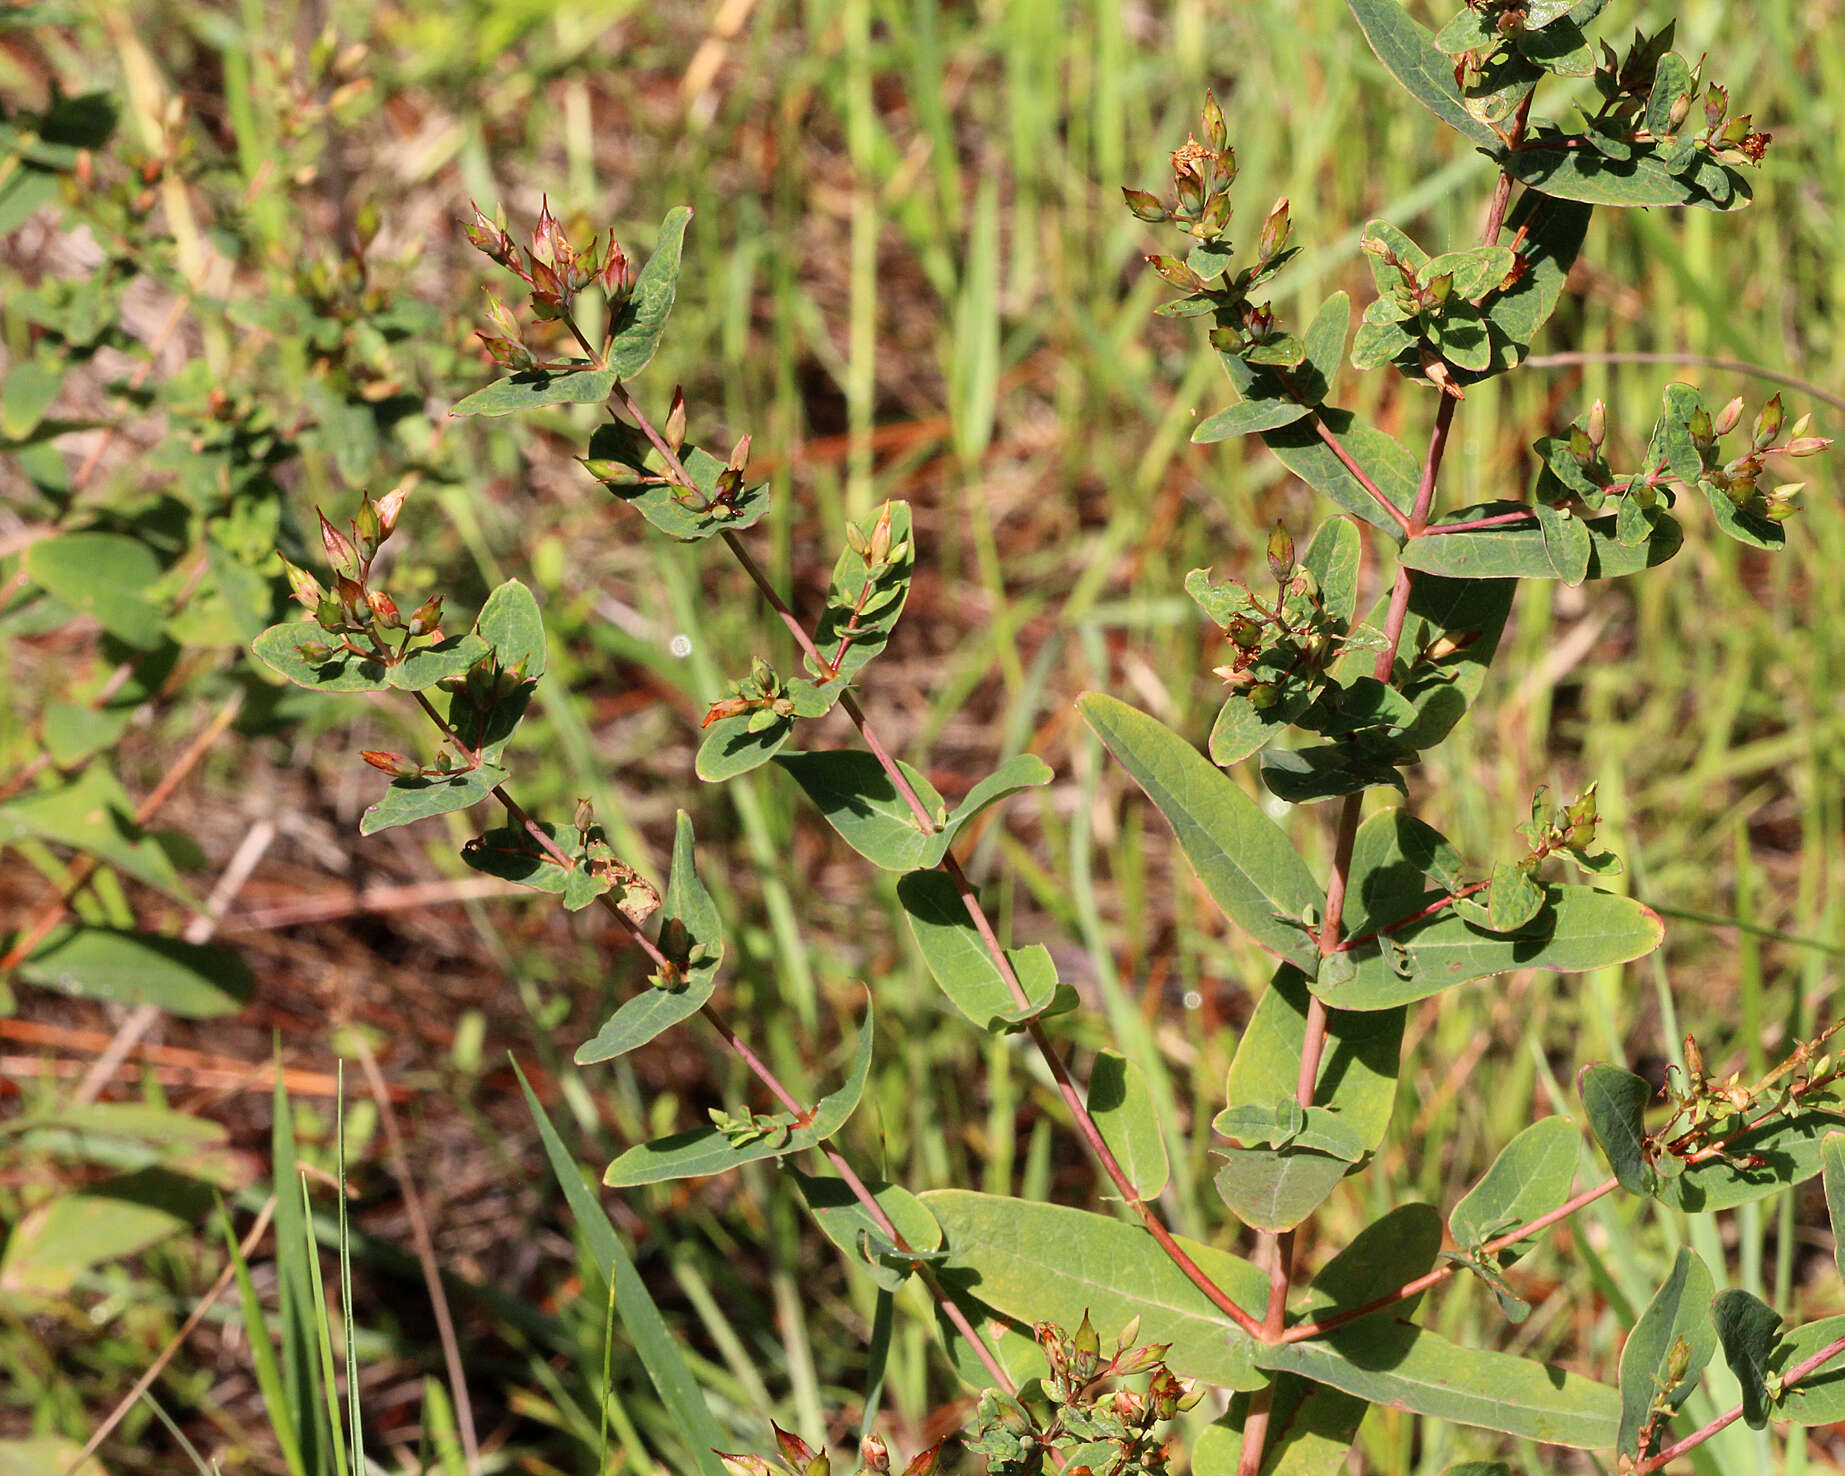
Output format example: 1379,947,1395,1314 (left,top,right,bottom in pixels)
1,0,1841,1471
